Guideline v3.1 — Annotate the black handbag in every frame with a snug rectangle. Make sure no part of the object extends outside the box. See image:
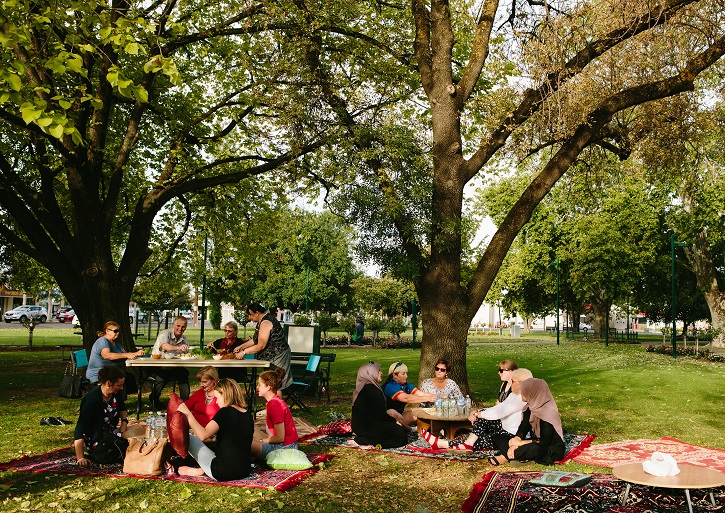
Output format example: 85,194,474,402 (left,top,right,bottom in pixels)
58,359,82,398
89,430,129,464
